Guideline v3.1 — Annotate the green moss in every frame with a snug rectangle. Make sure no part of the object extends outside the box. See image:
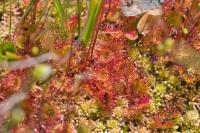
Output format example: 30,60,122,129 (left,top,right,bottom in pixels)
80,100,99,116
169,76,180,86
96,122,106,130
78,124,90,133
116,98,129,108
155,83,167,94
107,119,119,129
159,70,169,79
112,107,123,119
129,48,140,60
